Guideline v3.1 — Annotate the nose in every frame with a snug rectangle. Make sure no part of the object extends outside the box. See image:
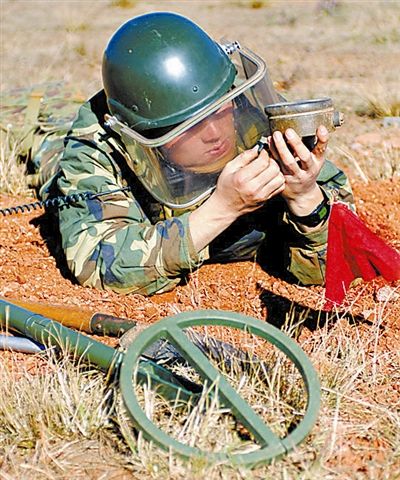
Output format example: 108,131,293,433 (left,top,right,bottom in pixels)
200,119,221,143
